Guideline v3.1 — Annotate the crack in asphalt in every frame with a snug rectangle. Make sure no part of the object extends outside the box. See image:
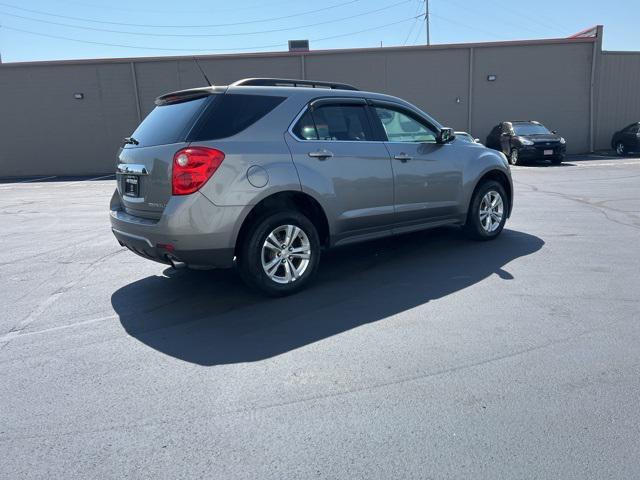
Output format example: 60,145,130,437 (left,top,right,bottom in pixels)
513,179,640,230
0,324,612,443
